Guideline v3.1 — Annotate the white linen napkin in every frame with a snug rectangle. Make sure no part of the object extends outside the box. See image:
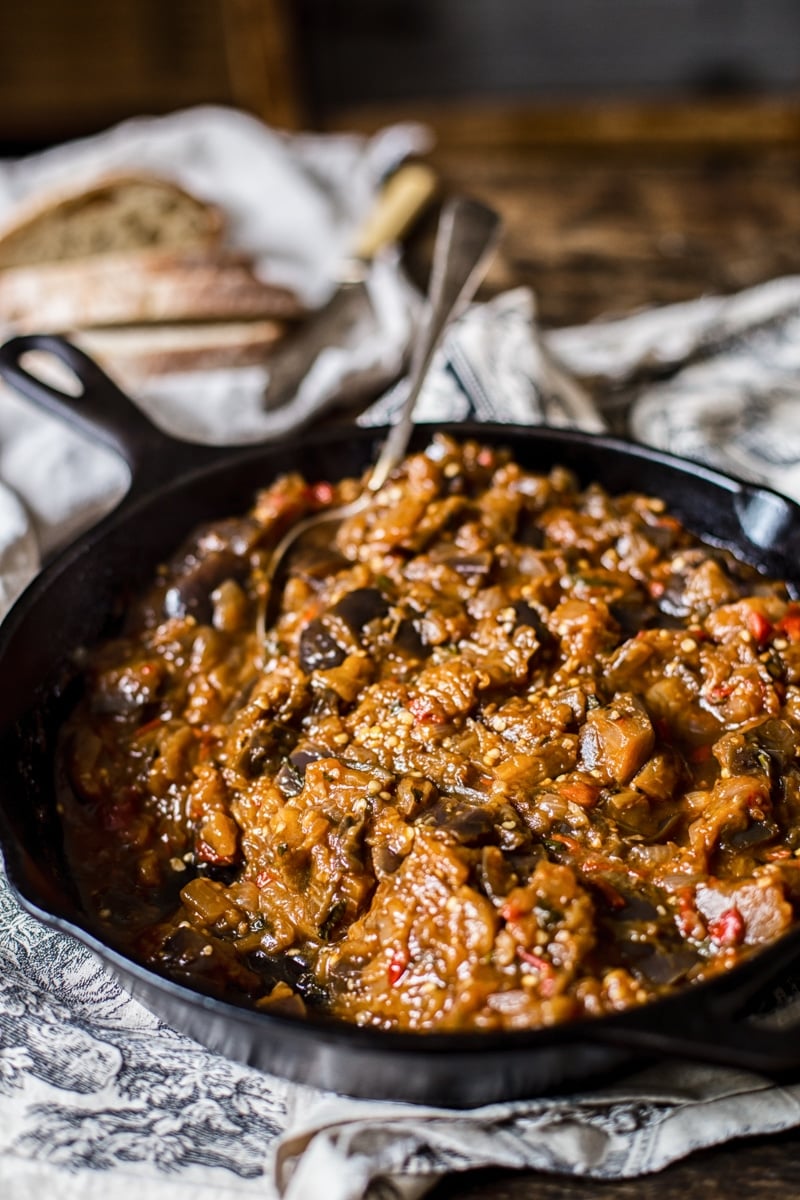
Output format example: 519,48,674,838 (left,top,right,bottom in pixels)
4,108,800,1200
0,104,432,309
